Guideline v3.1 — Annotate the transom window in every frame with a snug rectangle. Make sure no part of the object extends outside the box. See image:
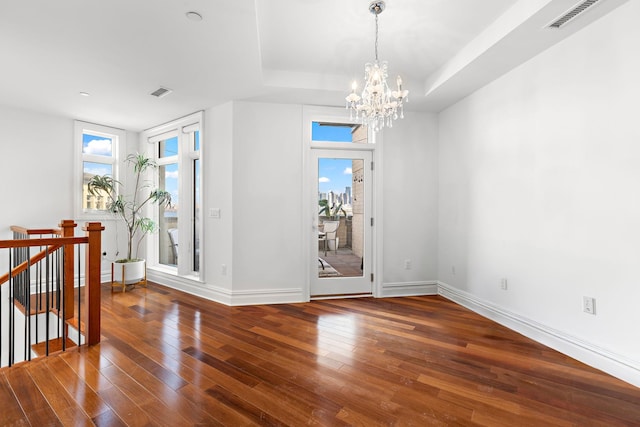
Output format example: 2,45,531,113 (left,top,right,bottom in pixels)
311,122,358,143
